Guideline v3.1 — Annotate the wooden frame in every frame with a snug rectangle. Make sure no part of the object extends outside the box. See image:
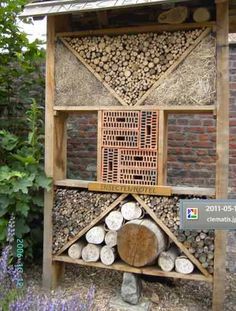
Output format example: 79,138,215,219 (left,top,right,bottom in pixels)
43,2,229,309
